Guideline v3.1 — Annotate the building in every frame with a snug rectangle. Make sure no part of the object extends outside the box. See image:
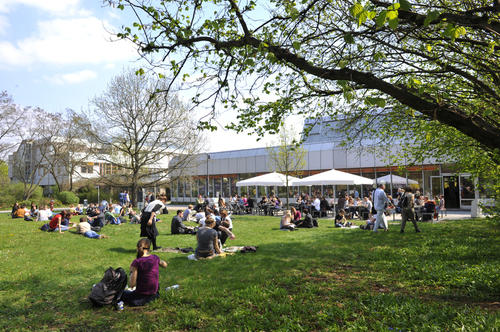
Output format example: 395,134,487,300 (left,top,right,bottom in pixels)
170,118,482,209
